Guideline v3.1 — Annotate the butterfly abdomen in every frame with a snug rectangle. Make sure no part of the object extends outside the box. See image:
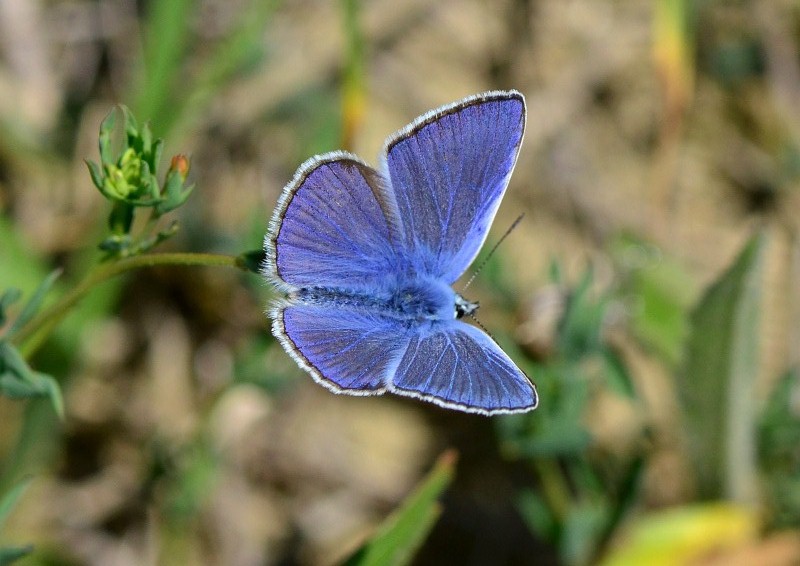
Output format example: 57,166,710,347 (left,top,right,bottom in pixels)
292,276,459,323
